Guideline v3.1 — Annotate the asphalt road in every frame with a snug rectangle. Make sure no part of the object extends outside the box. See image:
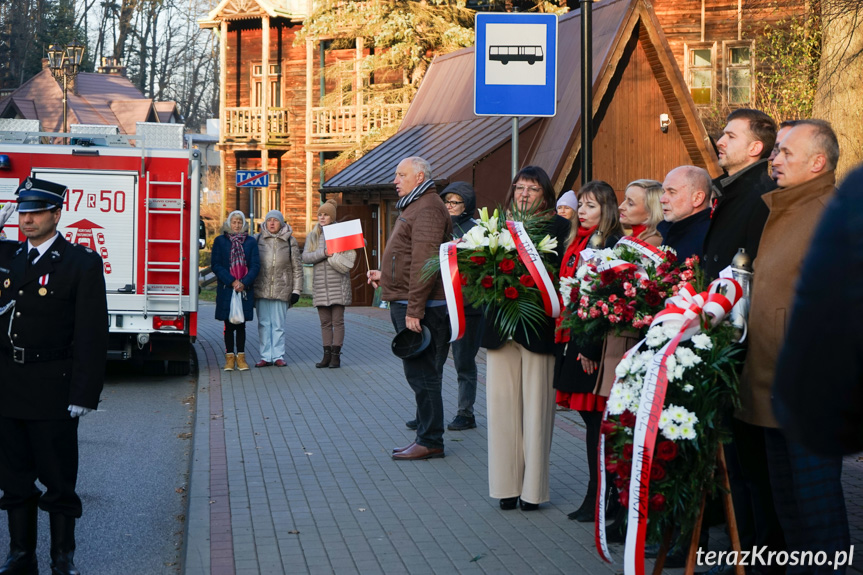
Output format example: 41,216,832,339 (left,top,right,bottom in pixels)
0,357,197,575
